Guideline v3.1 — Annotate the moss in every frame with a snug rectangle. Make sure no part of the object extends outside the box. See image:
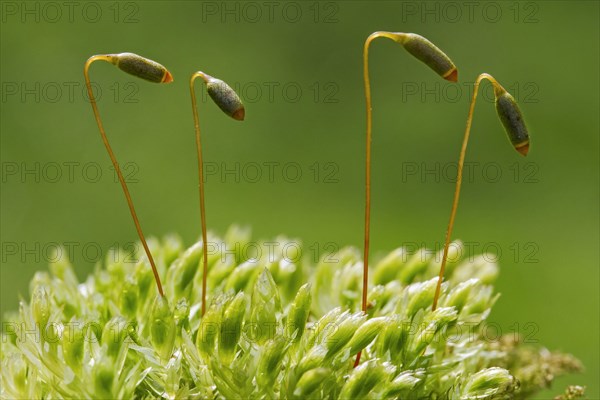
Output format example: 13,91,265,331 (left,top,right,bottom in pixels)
0,226,583,399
